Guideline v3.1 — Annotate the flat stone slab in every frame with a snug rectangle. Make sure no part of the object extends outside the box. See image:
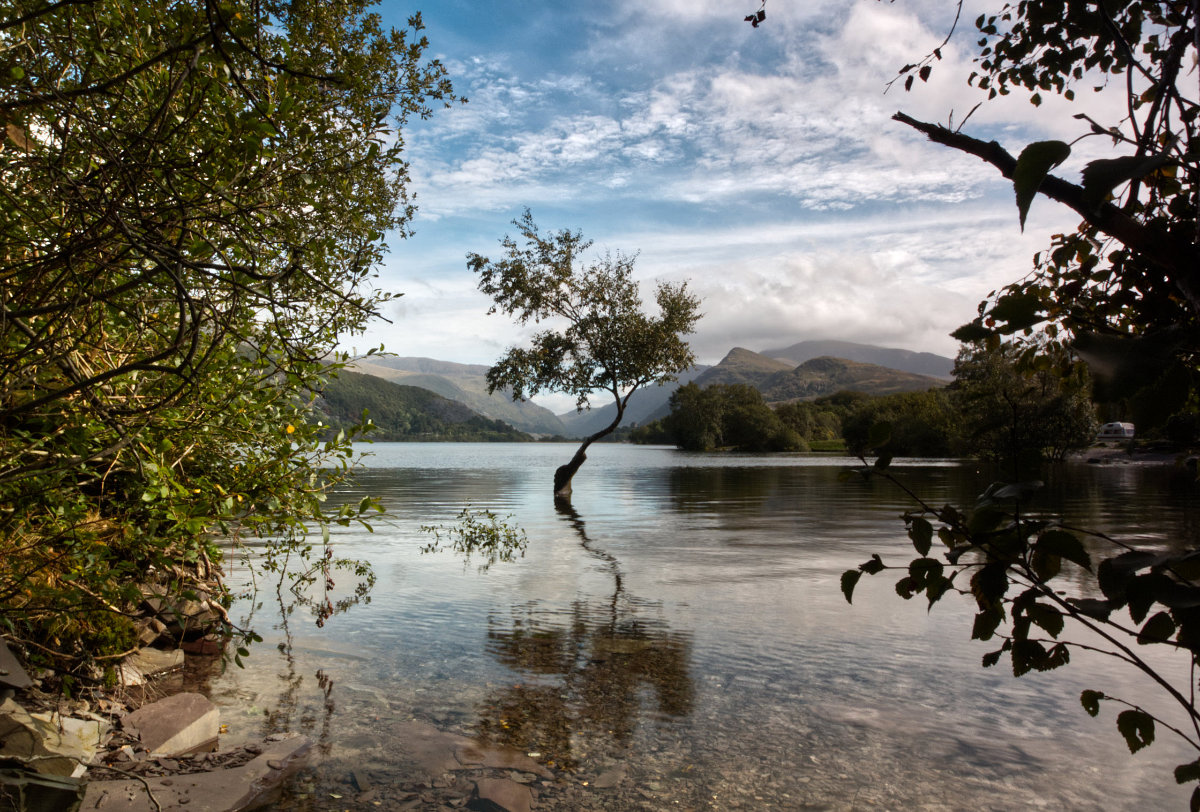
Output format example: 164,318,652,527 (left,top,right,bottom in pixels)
122,692,219,757
469,777,533,812
80,734,310,812
390,721,551,780
0,699,107,778
0,641,32,690
117,649,185,687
